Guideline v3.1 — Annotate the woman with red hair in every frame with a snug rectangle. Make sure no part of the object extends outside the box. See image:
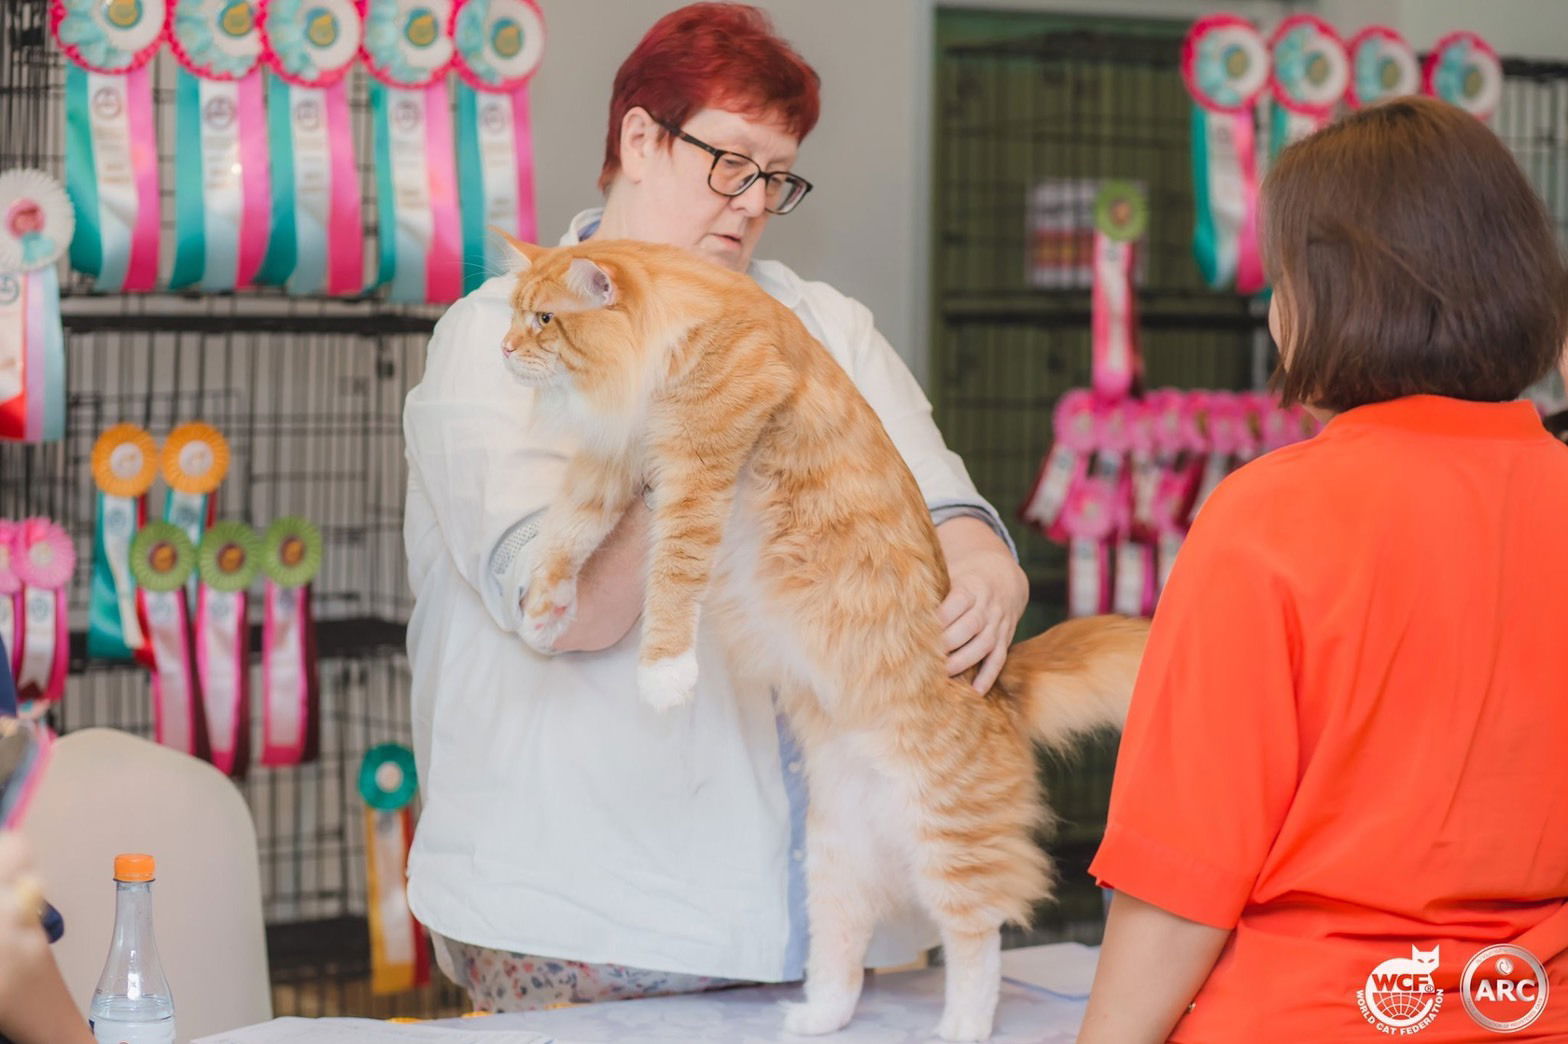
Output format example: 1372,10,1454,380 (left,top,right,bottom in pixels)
402,2,1028,1015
